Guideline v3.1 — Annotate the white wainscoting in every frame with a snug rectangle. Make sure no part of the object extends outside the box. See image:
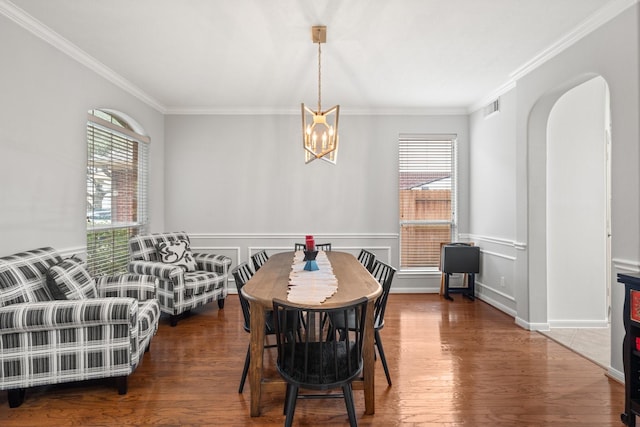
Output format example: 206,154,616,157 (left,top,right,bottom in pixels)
190,232,523,297
466,234,519,316
55,233,521,303
185,232,481,292
191,231,395,265
190,232,400,291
